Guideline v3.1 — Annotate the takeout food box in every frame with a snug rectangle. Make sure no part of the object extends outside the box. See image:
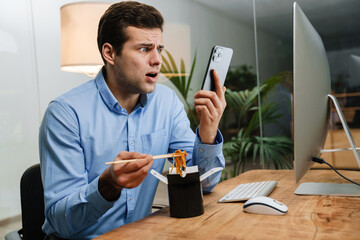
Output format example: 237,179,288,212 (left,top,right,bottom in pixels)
167,166,204,218
150,166,223,218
